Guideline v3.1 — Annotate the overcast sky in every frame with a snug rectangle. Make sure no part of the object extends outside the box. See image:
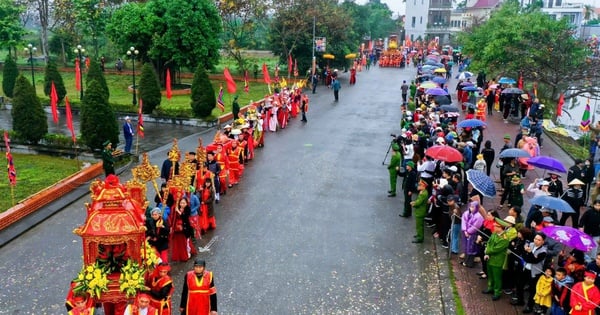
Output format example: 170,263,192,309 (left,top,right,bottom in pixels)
353,0,406,16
